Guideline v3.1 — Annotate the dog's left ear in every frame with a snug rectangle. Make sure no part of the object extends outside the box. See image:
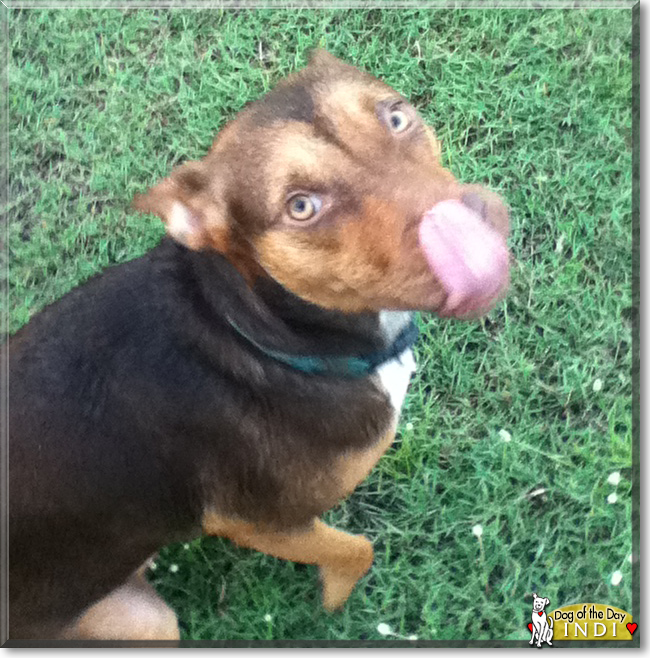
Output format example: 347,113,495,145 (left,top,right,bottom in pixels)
545,598,550,606
308,48,352,72
133,159,228,252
